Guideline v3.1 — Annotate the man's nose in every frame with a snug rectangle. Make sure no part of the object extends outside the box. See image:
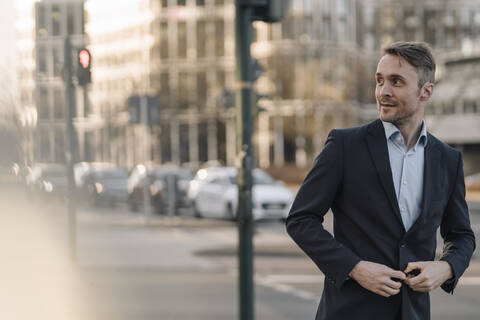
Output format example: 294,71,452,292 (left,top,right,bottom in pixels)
380,83,392,97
